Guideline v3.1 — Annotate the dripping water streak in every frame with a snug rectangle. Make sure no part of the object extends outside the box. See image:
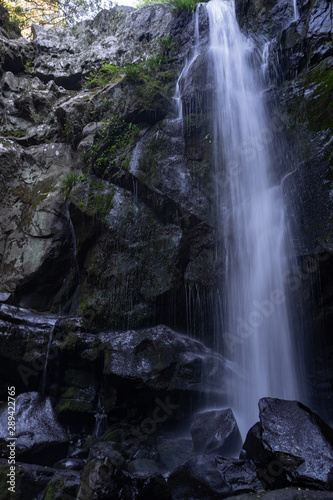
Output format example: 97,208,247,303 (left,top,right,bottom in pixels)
261,41,270,78
206,0,303,437
67,209,80,314
94,392,107,438
173,6,201,123
41,322,56,396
